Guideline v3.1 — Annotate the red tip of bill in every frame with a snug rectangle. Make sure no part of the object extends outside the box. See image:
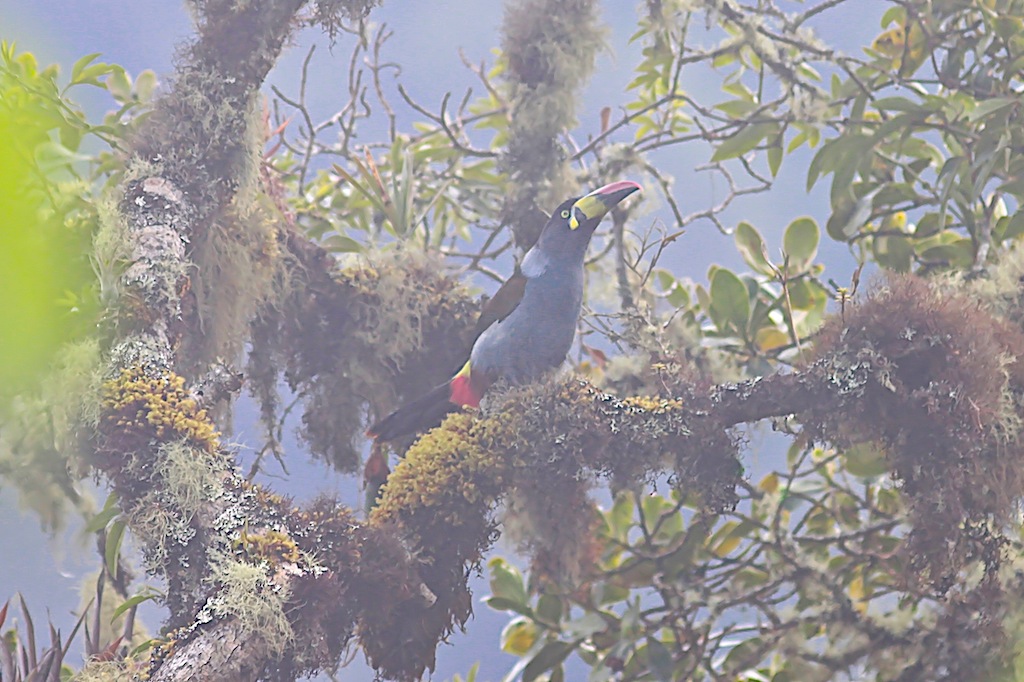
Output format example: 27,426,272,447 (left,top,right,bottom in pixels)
592,180,642,196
